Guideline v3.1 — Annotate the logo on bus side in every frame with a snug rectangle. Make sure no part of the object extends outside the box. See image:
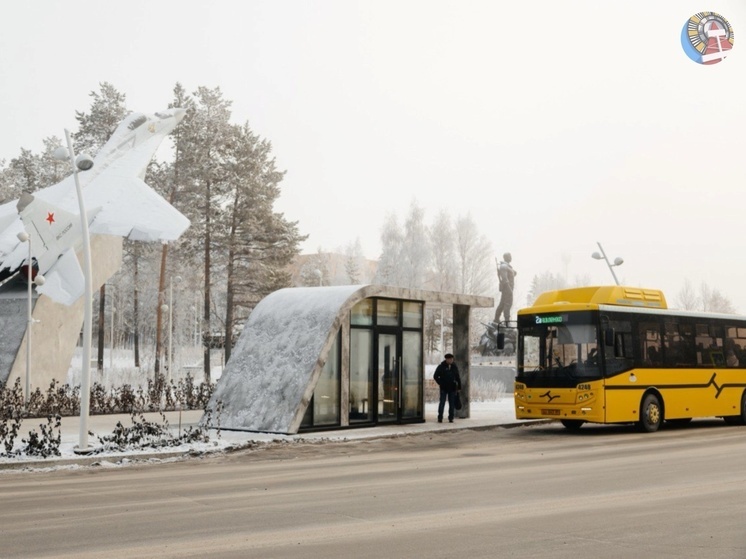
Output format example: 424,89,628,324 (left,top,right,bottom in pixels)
681,12,734,65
